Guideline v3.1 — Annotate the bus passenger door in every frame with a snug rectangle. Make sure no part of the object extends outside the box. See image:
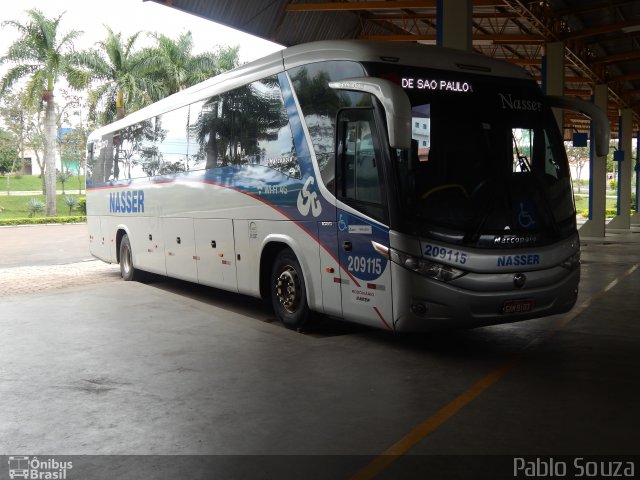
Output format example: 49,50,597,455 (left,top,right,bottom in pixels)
335,109,394,330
